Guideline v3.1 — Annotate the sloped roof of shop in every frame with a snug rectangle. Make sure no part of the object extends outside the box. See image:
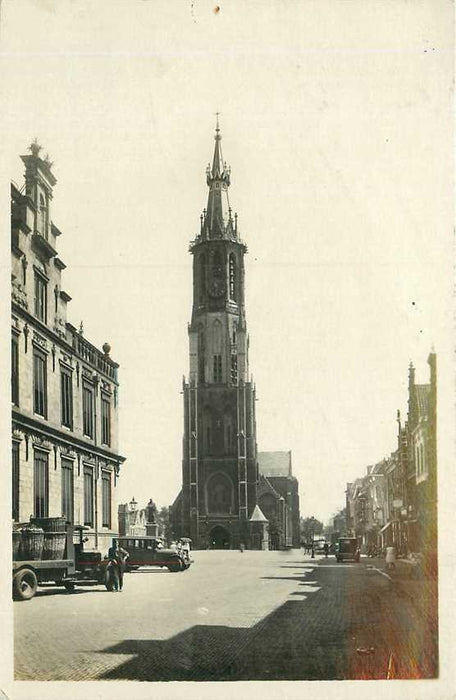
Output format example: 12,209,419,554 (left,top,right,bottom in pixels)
258,451,292,477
